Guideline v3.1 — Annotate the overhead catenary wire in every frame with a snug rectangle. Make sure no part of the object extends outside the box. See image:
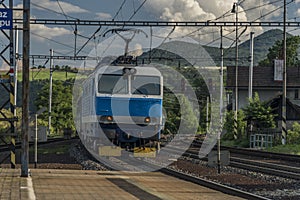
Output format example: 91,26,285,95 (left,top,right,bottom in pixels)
26,0,300,67
165,0,286,41
31,2,78,20
75,0,129,57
